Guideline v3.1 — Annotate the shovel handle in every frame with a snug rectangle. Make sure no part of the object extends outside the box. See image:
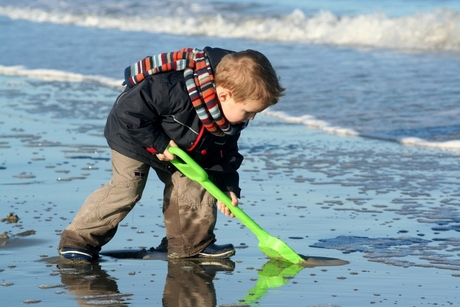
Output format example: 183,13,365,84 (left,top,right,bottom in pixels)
168,146,208,182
